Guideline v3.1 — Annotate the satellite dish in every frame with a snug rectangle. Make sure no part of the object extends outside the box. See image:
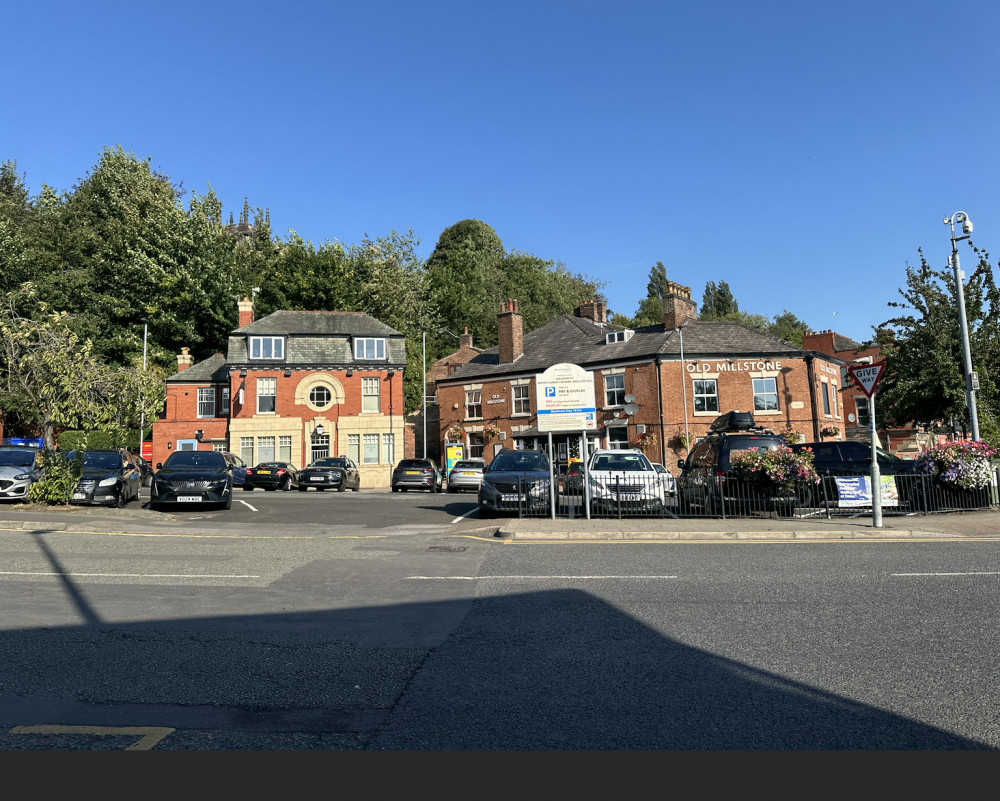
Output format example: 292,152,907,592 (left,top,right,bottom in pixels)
624,403,639,416
624,394,636,404
613,411,620,418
